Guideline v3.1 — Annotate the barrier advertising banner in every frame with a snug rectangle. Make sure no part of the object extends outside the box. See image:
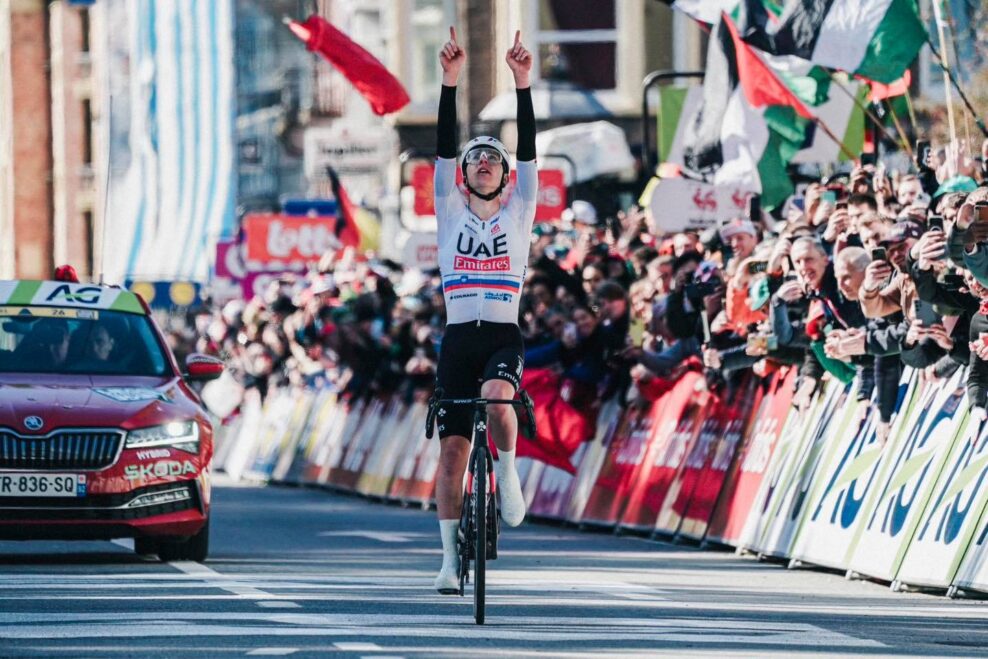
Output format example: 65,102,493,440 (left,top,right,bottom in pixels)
674,387,754,540
565,400,623,524
583,374,699,528
747,382,858,558
847,374,966,582
619,375,706,532
789,372,918,569
706,369,796,545
529,443,590,520
896,411,988,589
356,400,408,498
737,386,831,552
